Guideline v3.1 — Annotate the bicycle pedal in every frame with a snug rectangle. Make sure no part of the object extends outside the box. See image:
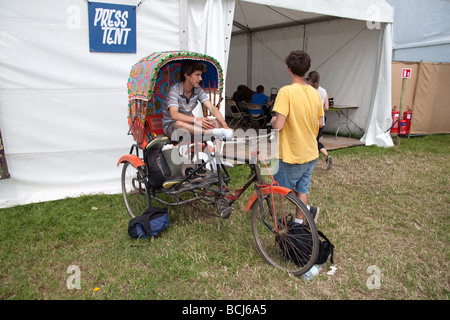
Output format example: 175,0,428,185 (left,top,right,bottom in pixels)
219,206,233,219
